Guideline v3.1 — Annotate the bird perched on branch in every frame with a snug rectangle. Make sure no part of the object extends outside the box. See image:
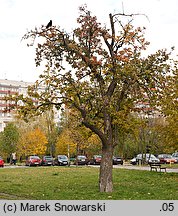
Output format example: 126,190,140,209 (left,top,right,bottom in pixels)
46,20,52,28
